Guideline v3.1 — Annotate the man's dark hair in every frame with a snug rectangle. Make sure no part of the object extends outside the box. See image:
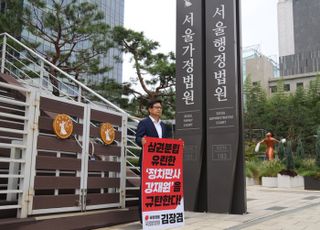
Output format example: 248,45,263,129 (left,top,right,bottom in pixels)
147,99,162,109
